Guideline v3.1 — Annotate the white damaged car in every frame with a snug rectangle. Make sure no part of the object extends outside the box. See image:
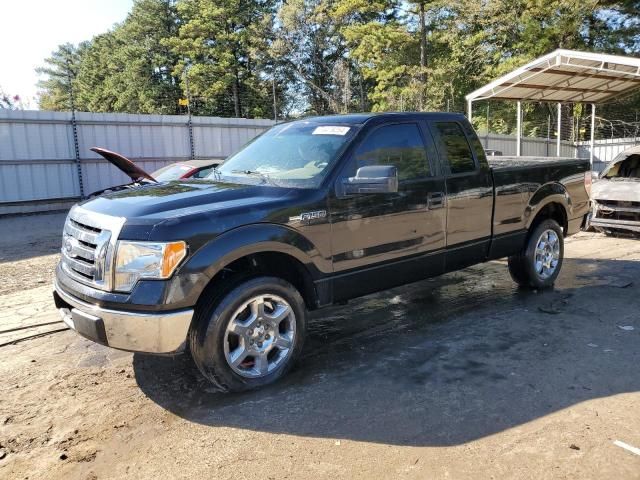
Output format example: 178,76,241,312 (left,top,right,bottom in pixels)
591,145,640,236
